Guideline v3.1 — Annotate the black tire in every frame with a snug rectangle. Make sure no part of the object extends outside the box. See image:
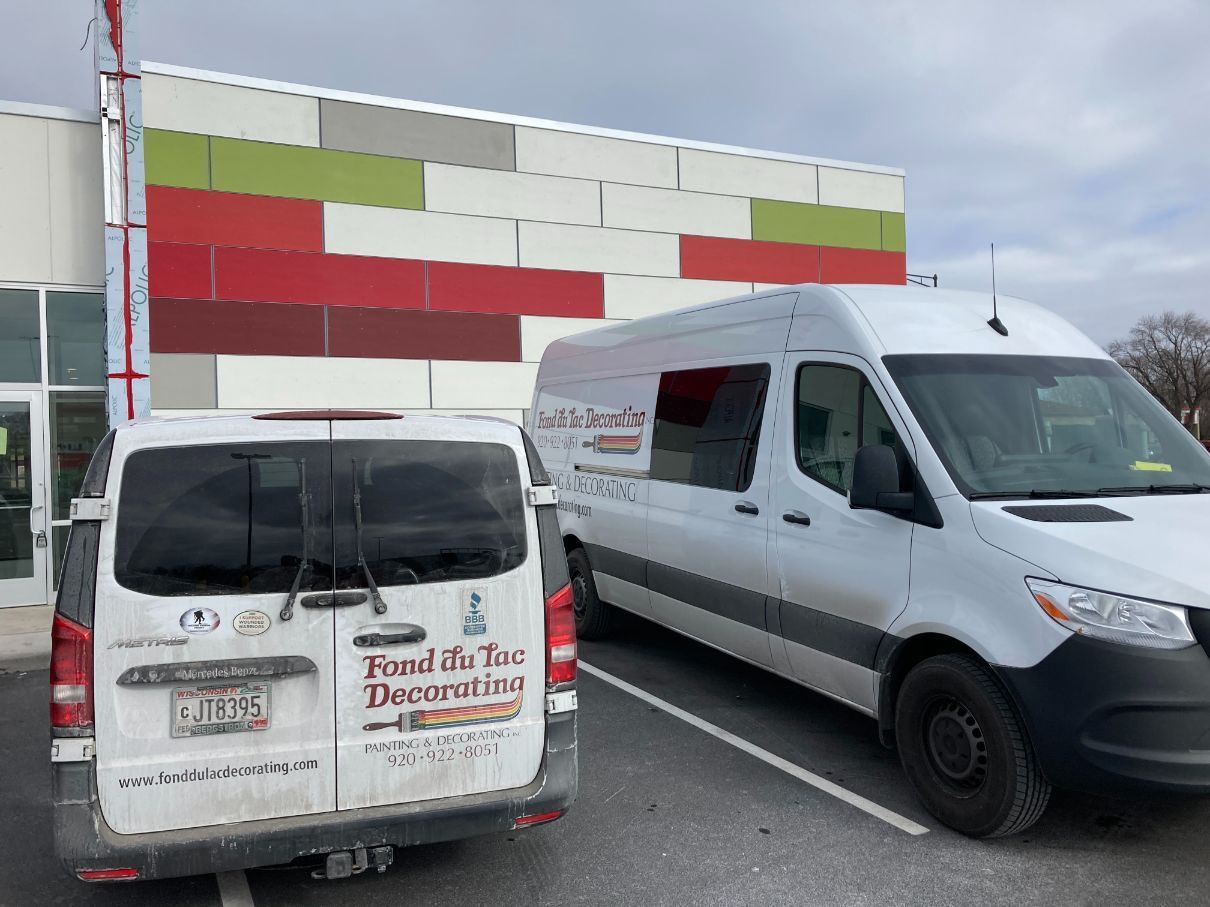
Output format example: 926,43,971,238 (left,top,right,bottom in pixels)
567,547,615,640
895,653,1051,838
